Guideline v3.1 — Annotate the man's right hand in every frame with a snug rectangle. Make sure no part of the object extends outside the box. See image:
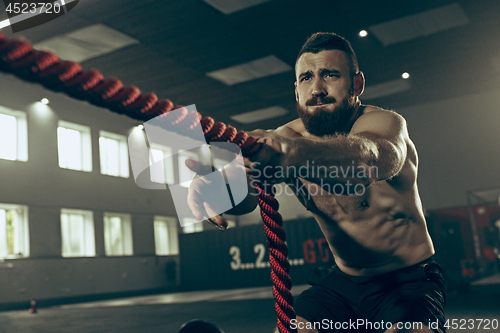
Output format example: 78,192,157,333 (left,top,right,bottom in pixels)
185,159,229,230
